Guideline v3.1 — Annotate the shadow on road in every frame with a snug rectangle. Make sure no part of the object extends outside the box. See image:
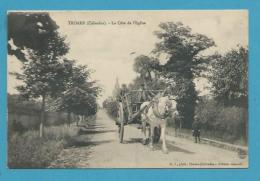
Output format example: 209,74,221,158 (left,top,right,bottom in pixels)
124,138,143,144
64,139,114,149
123,138,194,154
77,125,106,129
148,143,194,154
164,143,194,154
77,129,116,135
